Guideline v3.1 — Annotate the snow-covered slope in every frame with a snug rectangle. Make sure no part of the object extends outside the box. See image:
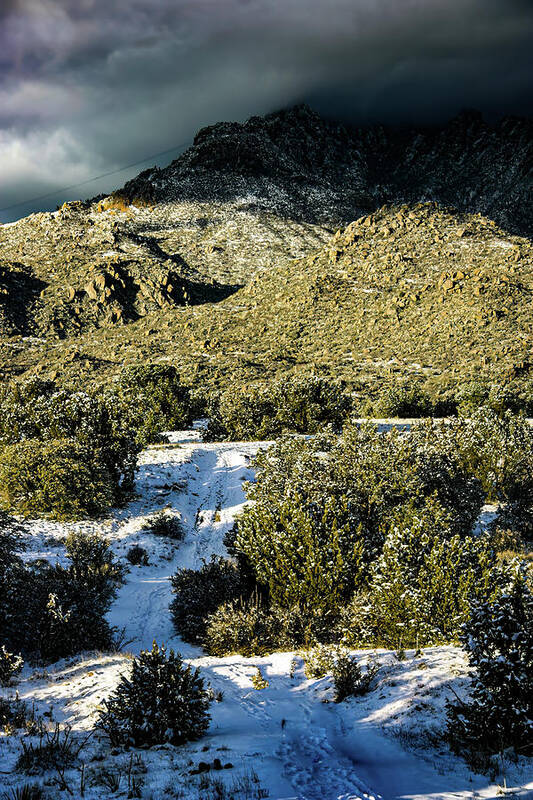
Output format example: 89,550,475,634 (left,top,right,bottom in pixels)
1,433,532,800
